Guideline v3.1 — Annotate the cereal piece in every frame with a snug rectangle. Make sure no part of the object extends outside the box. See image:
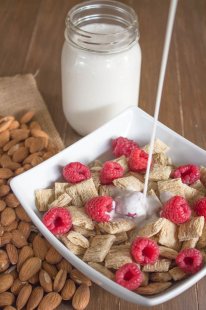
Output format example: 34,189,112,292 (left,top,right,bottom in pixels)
35,189,54,212
66,231,89,248
183,184,203,203
73,226,96,238
98,185,117,197
158,178,185,202
159,246,178,259
143,139,169,154
66,178,98,206
136,282,172,295
142,259,171,272
137,218,166,238
113,156,129,173
153,153,171,166
191,180,206,194
147,181,159,194
54,182,69,198
88,262,114,280
178,216,204,241
88,160,102,171
61,235,86,256
113,175,144,192
128,171,145,183
158,219,180,250
98,219,136,234
197,223,206,249
83,235,115,263
169,267,187,281
147,189,162,215
91,171,101,190
48,193,72,209
140,272,149,287
105,244,132,269
113,232,128,245
149,165,172,181
150,272,172,282
181,238,199,250
67,206,94,230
